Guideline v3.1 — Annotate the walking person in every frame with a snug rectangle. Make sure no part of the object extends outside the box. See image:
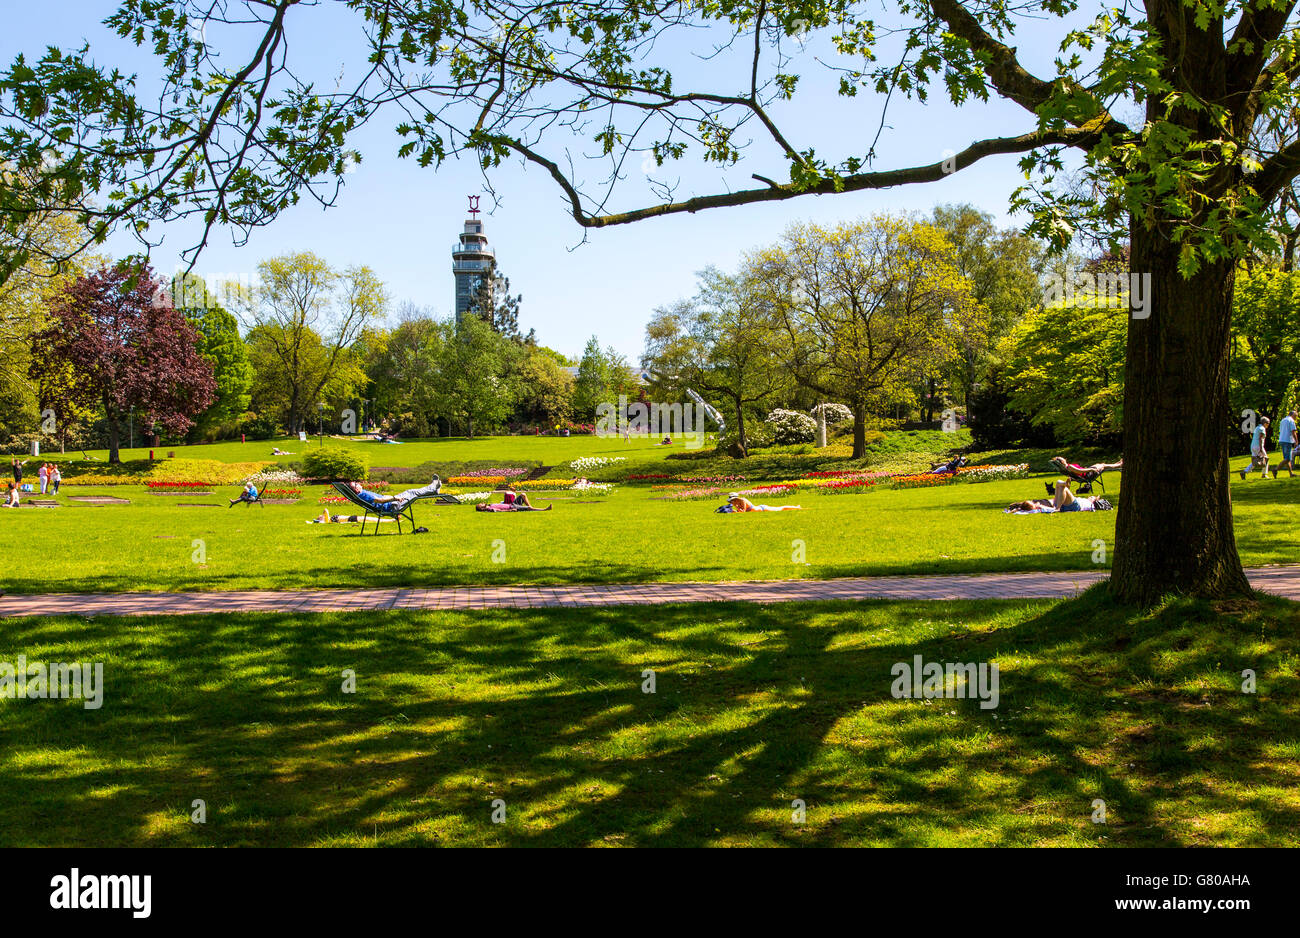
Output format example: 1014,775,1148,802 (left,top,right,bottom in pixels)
1240,416,1272,479
38,462,48,495
1277,409,1298,478
49,464,61,495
